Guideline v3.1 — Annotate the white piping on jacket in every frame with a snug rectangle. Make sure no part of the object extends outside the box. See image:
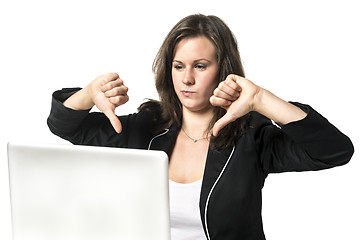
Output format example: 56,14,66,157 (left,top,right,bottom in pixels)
147,129,170,150
148,128,234,239
204,145,235,240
